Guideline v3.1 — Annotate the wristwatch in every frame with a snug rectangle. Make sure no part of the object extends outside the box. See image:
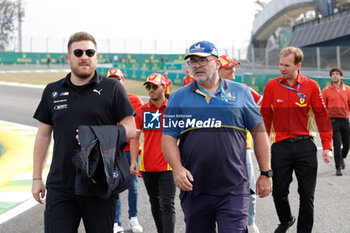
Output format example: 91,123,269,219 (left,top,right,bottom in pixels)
260,170,273,178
